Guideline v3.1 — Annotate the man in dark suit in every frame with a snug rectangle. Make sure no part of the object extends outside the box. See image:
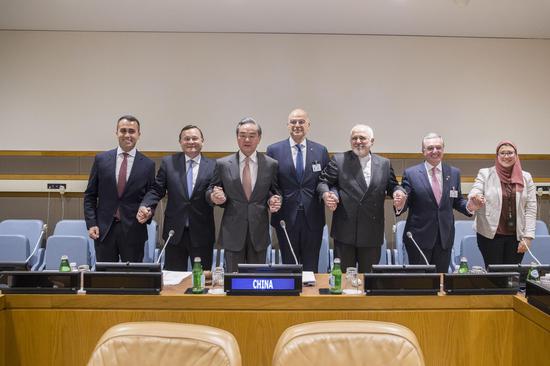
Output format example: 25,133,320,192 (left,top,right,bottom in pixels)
137,125,216,270
266,108,330,271
207,117,282,273
84,115,155,262
317,124,406,273
399,133,473,273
